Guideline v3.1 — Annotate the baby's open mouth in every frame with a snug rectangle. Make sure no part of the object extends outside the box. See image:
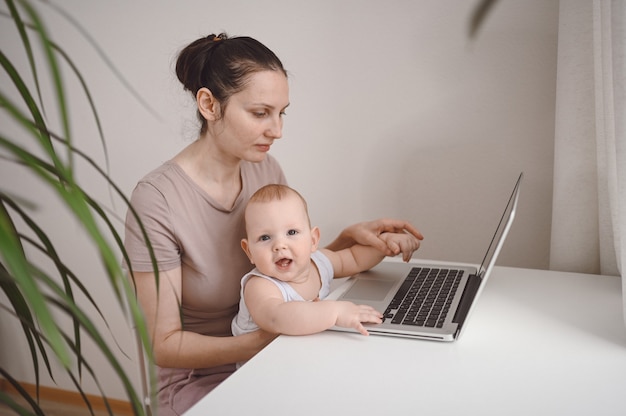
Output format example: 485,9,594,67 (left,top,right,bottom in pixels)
276,258,292,267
